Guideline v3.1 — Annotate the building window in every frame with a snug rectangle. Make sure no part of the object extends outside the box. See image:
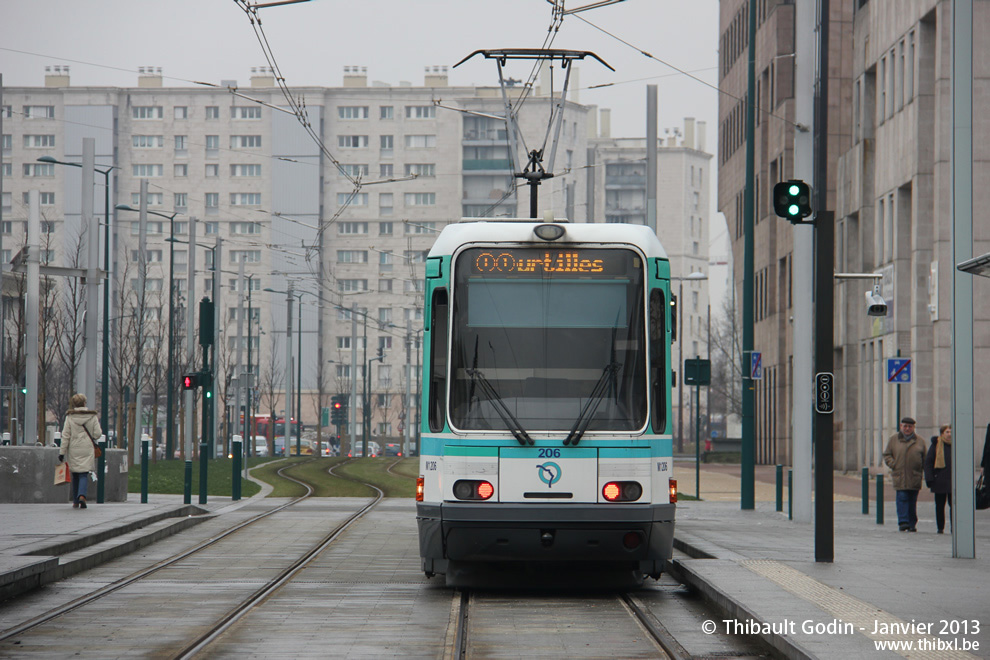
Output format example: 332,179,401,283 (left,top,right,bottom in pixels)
380,135,393,154
205,193,219,208
404,193,436,206
231,164,262,177
130,192,163,206
338,135,369,148
24,105,56,119
206,164,219,178
205,221,219,234
174,193,188,209
380,106,393,120
1,134,9,152
231,135,262,148
405,105,436,119
131,135,162,148
23,163,55,177
132,164,163,177
1,163,11,177
405,134,436,148
131,106,163,120
379,279,393,292
378,308,392,324
404,163,436,177
337,192,369,206
22,193,56,207
338,106,369,119
380,163,394,178
174,106,188,119
174,135,187,151
174,163,188,177
206,106,219,120
231,250,261,263
231,106,262,119
230,193,261,206
230,222,261,235
337,250,368,263
130,221,164,235
379,194,393,216
24,134,56,148
340,279,368,292
341,164,369,177
339,222,368,234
